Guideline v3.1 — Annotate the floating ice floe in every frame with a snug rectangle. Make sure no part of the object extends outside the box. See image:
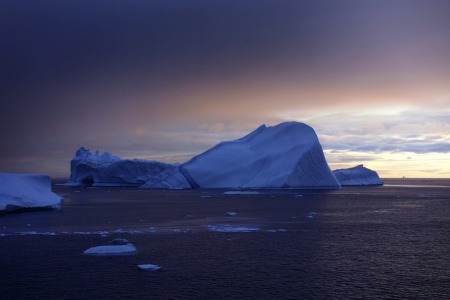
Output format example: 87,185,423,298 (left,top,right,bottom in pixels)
225,211,238,216
138,264,162,271
83,244,138,256
206,224,260,232
223,191,261,195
